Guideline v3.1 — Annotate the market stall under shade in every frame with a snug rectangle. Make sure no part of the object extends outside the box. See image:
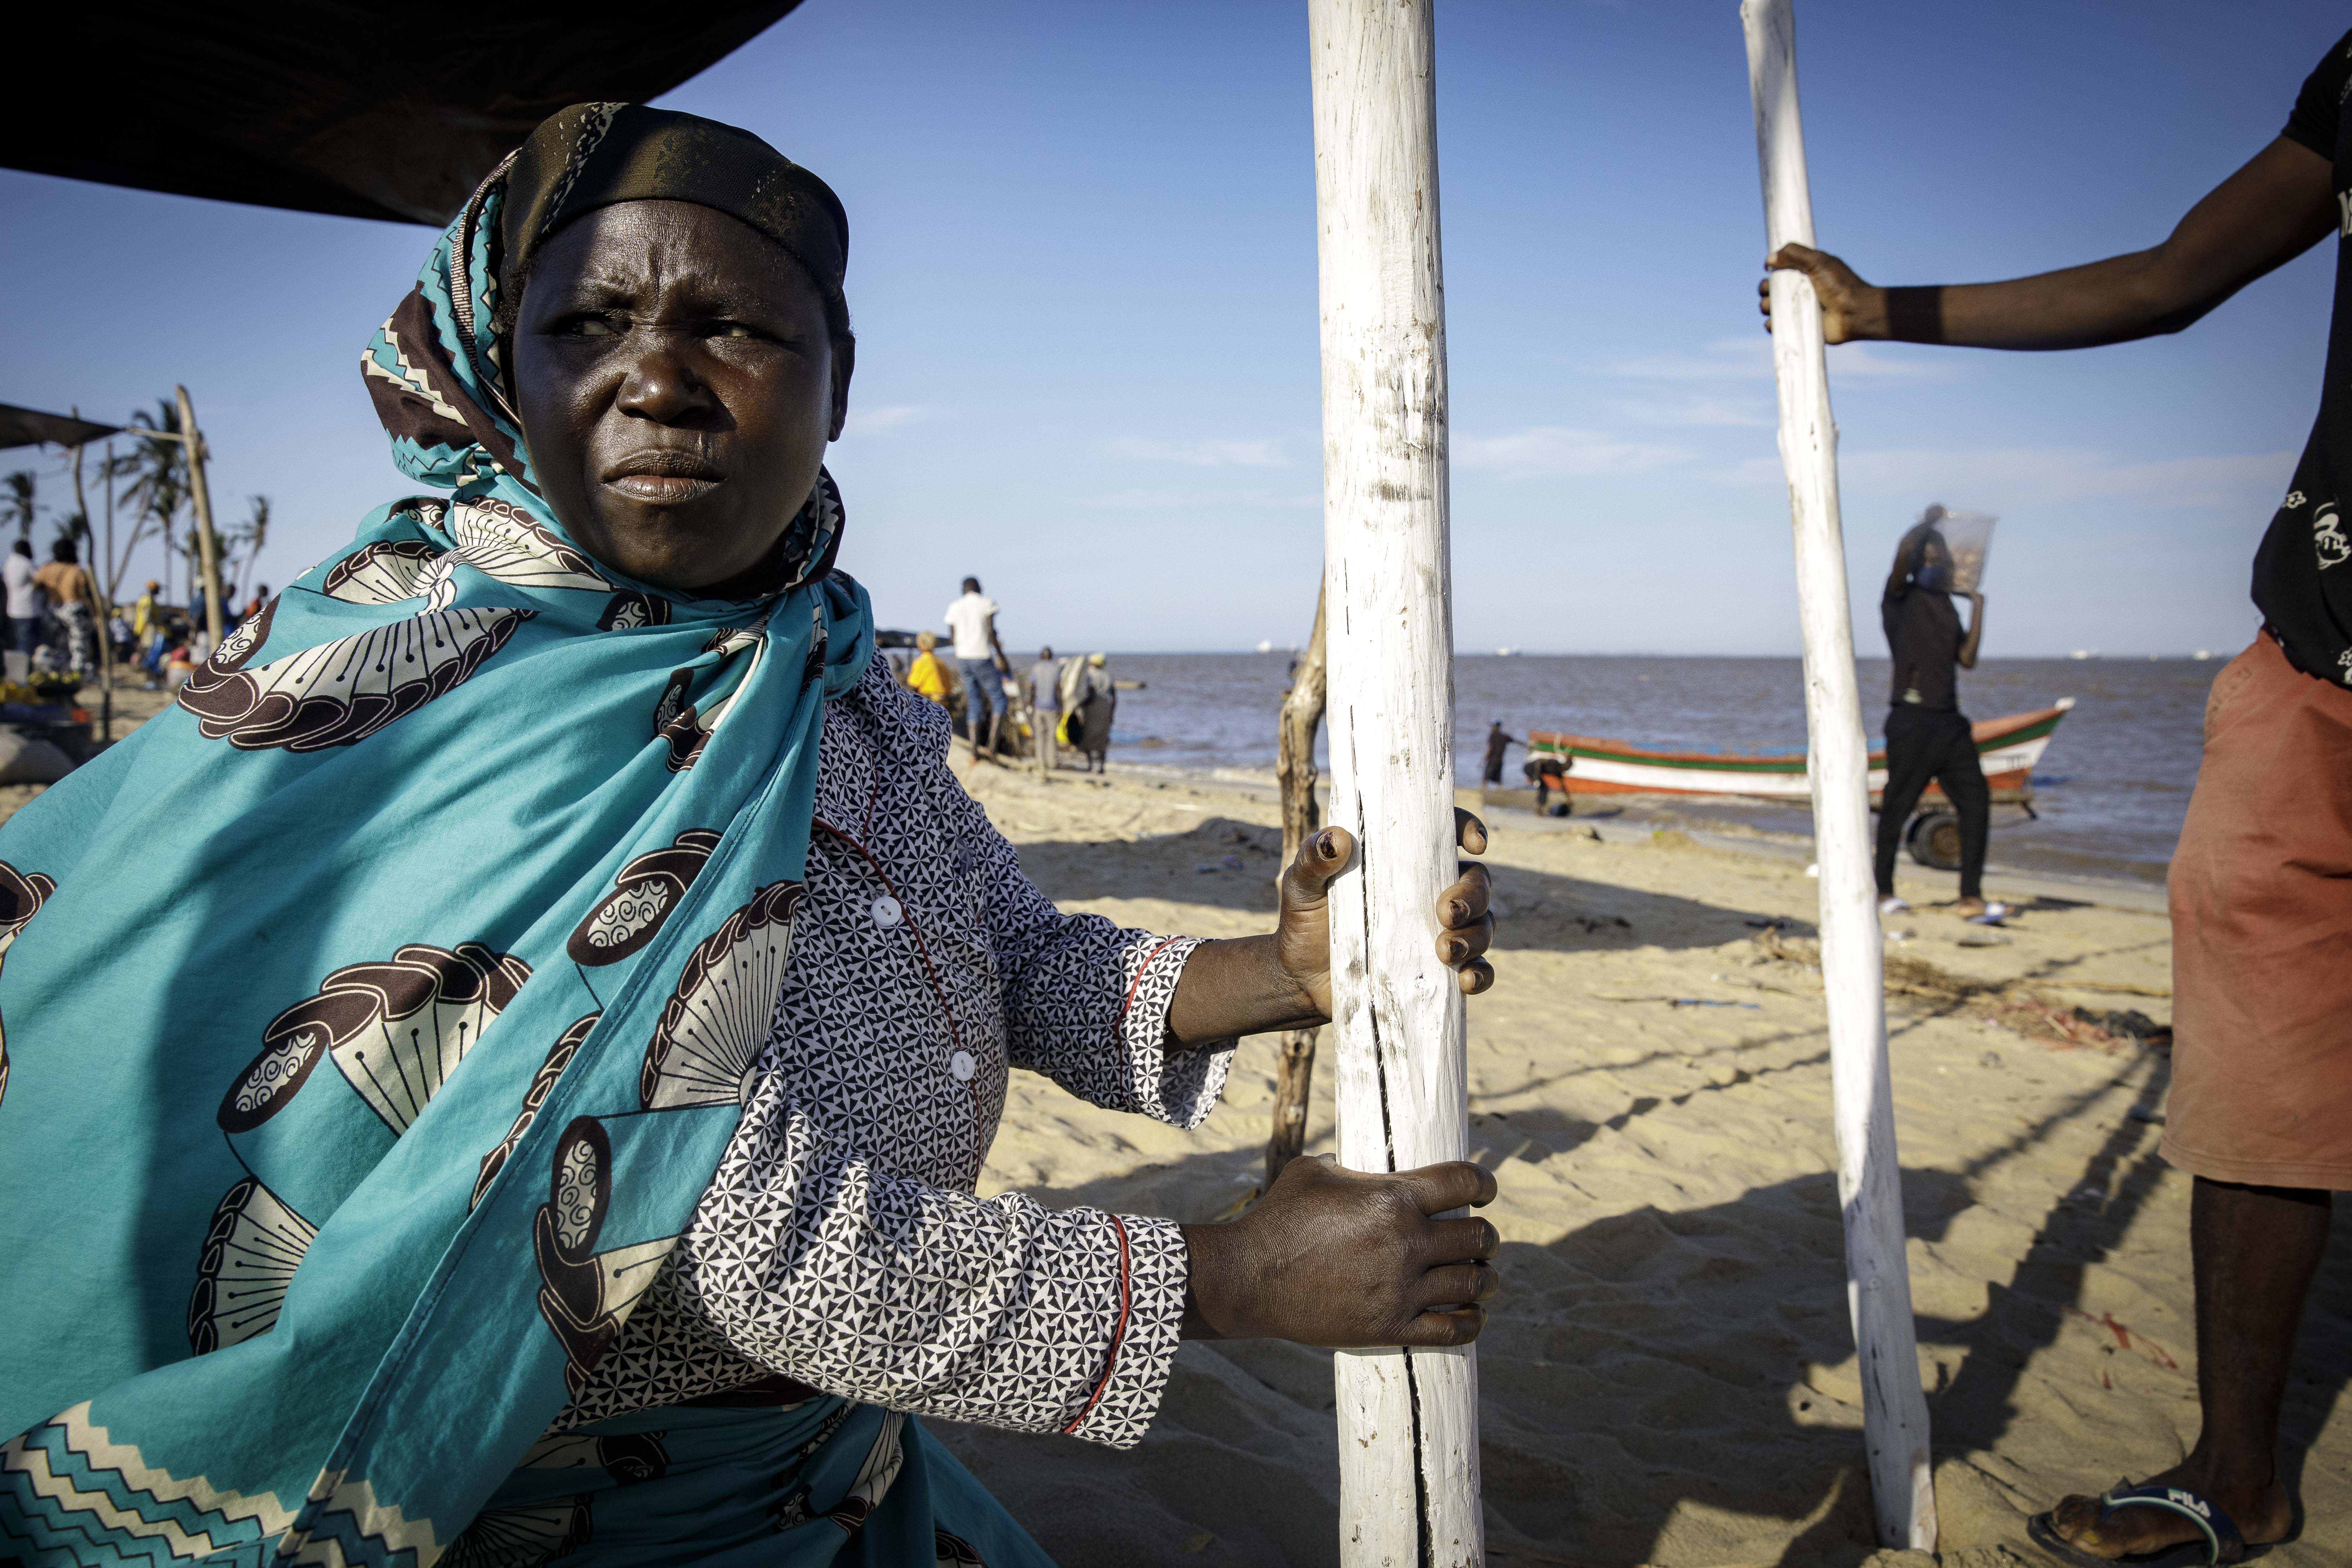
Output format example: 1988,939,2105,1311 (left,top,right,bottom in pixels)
1,1,804,225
